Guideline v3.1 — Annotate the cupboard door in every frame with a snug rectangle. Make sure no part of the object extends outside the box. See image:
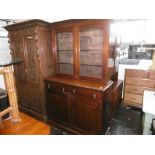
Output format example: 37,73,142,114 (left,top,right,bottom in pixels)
55,30,74,75
28,84,42,114
80,27,104,78
24,35,39,83
16,81,29,108
11,37,26,82
72,95,101,134
47,92,70,127
11,36,29,108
